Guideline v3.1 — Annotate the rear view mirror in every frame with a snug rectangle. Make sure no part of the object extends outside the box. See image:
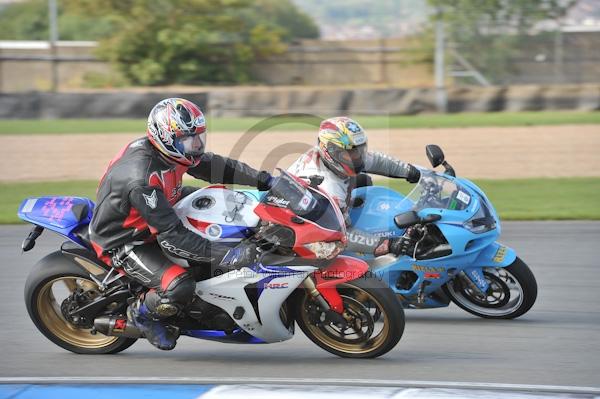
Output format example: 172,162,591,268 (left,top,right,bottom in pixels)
426,145,445,168
394,211,421,229
422,214,442,223
394,211,441,229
